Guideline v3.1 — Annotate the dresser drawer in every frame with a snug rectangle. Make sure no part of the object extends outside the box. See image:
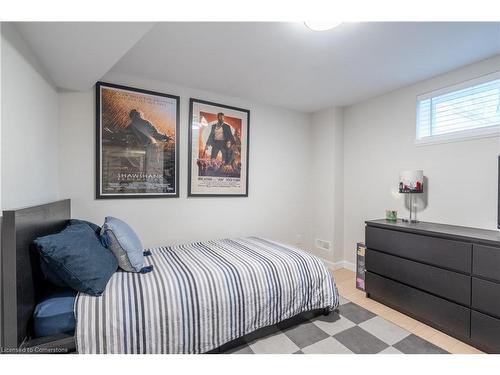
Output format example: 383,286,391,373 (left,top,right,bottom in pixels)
472,277,500,319
366,271,470,340
366,226,471,273
473,244,500,283
366,249,470,306
471,310,500,353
